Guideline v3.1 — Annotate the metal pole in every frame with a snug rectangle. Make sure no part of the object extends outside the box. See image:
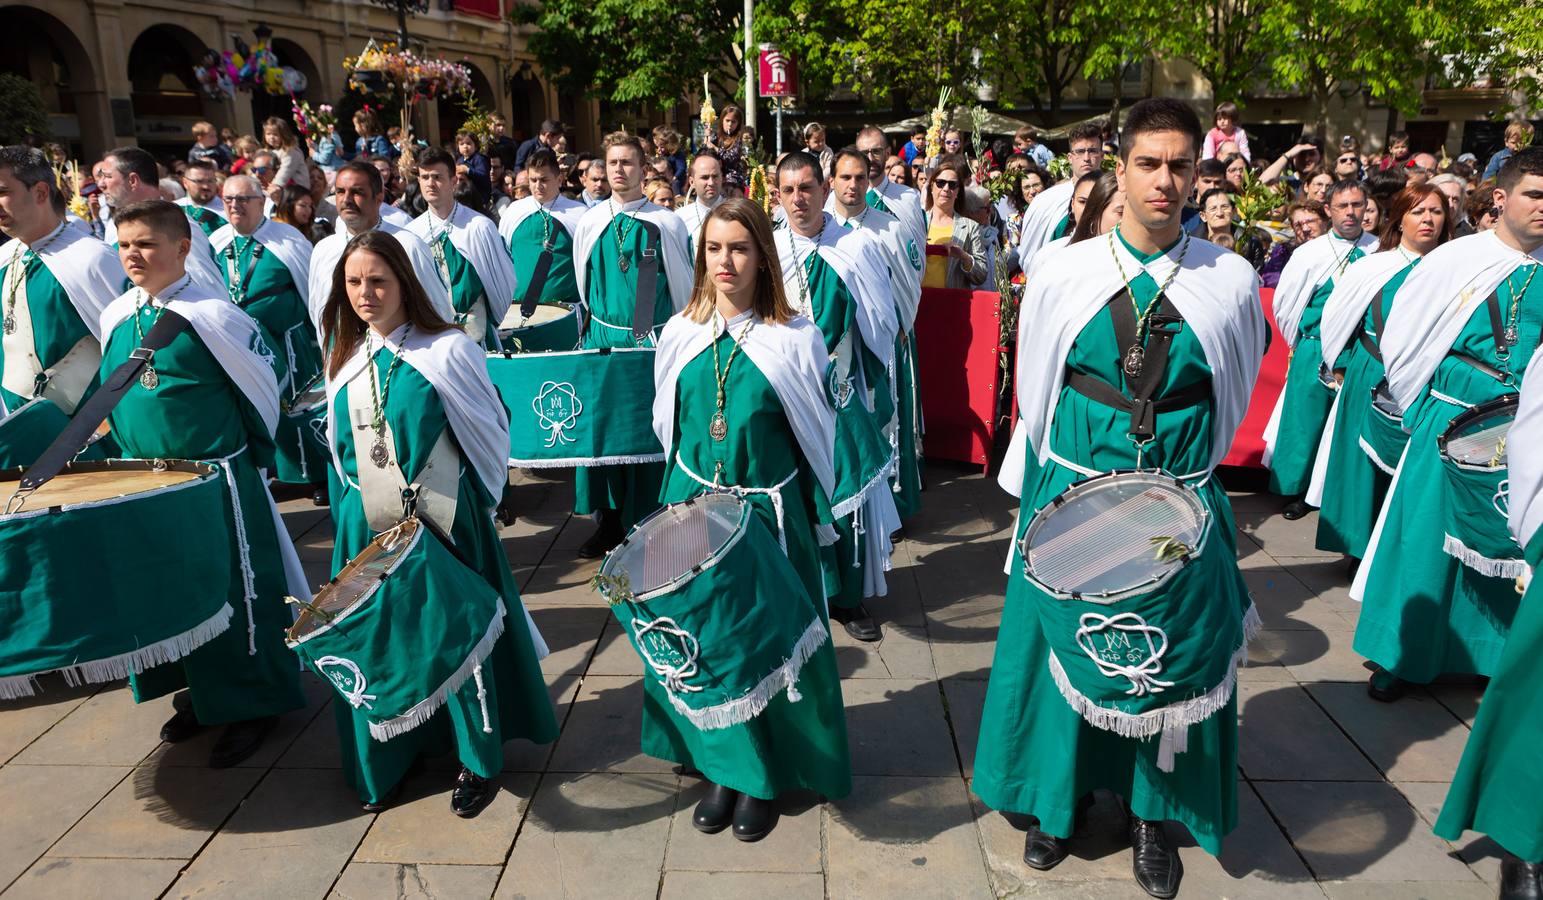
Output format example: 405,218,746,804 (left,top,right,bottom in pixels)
774,100,782,156
397,1,409,49
743,0,756,132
